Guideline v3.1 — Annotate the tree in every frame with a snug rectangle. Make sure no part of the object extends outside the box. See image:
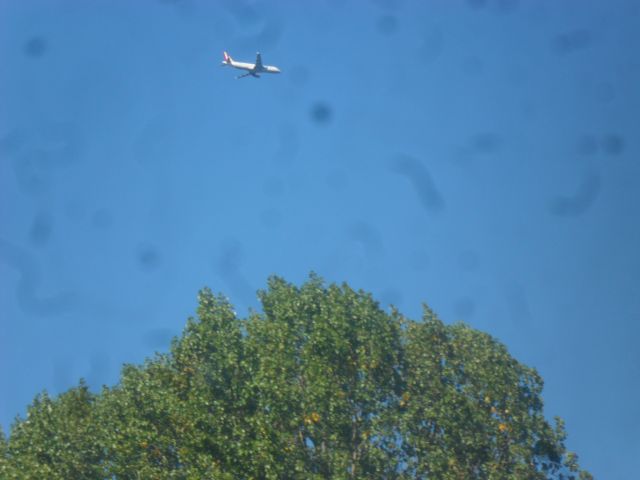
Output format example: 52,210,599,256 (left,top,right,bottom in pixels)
1,274,592,479
1,381,103,479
